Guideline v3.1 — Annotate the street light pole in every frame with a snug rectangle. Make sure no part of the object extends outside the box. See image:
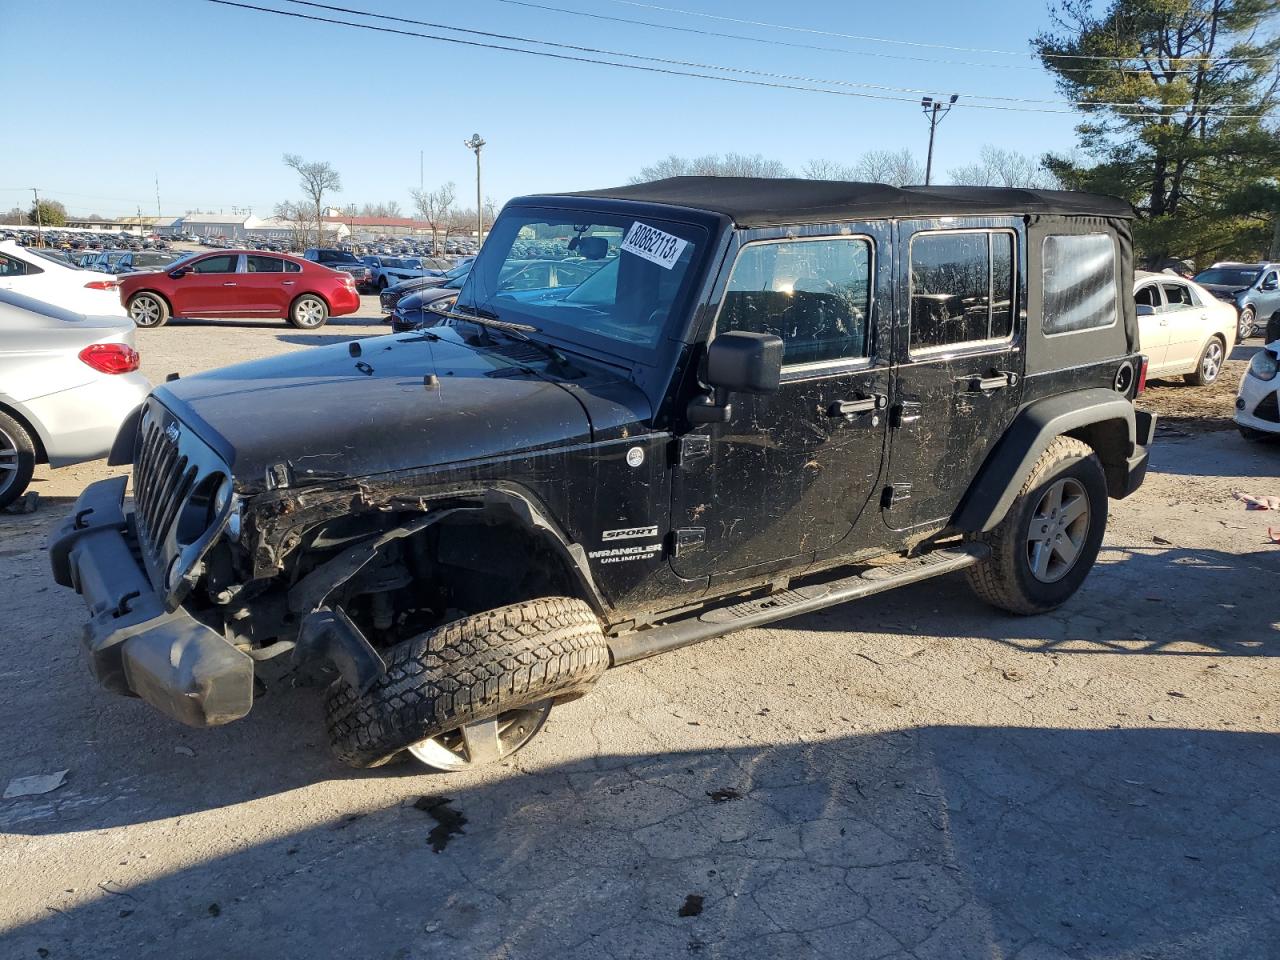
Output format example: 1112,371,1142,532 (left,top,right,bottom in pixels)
31,187,43,247
464,133,486,248
920,94,959,186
